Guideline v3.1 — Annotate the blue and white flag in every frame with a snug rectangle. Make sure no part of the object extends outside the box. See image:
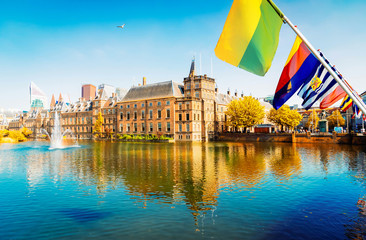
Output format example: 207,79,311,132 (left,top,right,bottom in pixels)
297,64,337,110
352,102,362,119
